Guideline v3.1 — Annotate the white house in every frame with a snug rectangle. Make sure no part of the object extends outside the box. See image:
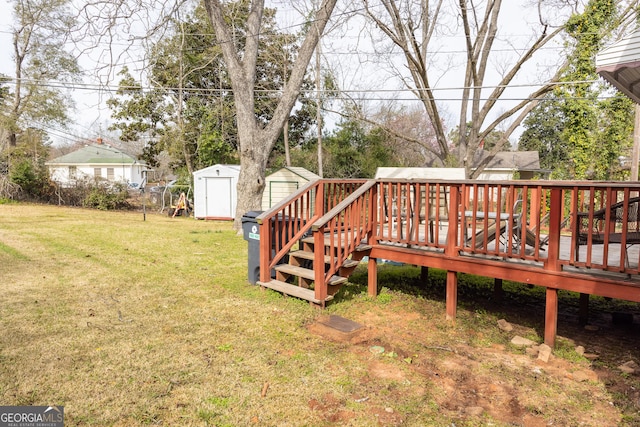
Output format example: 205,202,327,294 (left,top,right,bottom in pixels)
193,164,241,220
46,140,148,187
596,29,640,178
262,166,320,210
